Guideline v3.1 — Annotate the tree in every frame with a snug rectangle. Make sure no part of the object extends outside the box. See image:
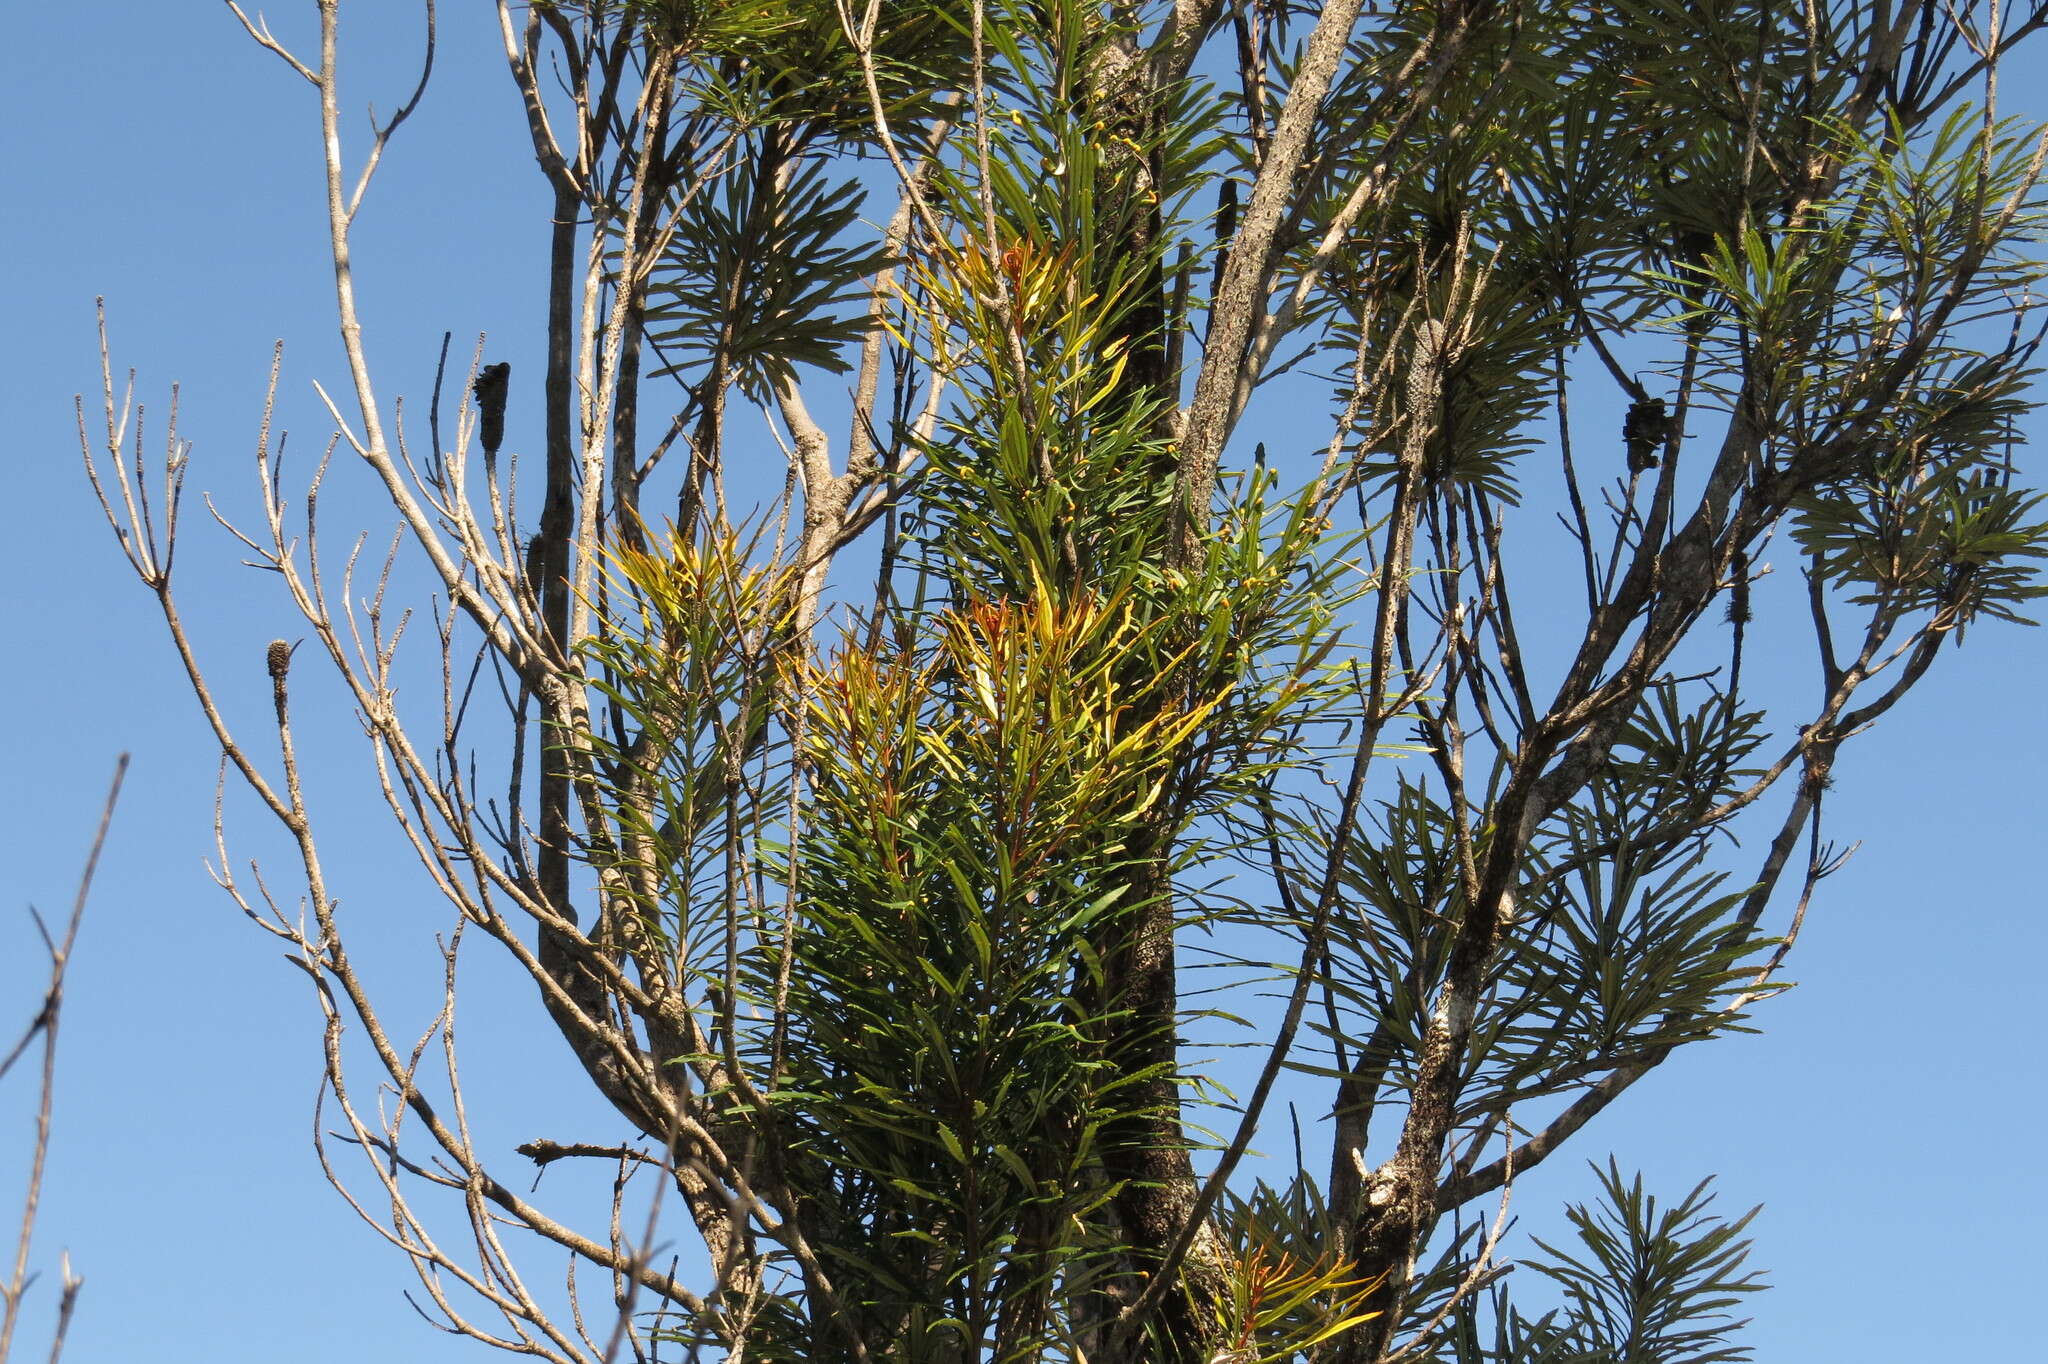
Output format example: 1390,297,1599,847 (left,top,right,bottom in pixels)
79,0,2048,1360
